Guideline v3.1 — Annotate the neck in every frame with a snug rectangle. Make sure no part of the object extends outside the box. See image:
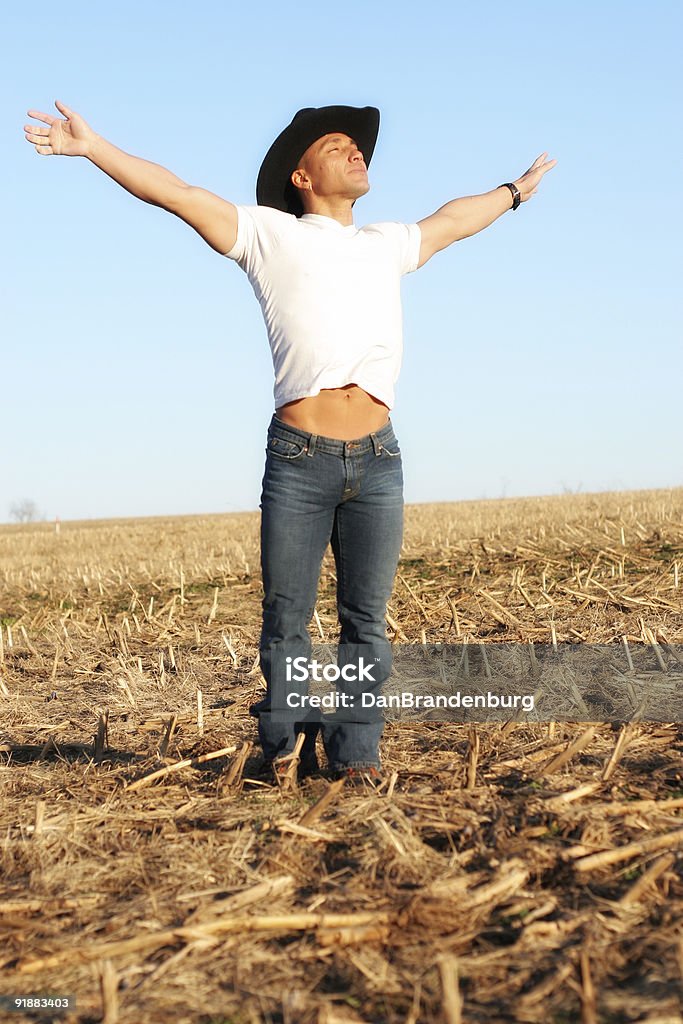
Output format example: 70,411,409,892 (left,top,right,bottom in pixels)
301,195,355,226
